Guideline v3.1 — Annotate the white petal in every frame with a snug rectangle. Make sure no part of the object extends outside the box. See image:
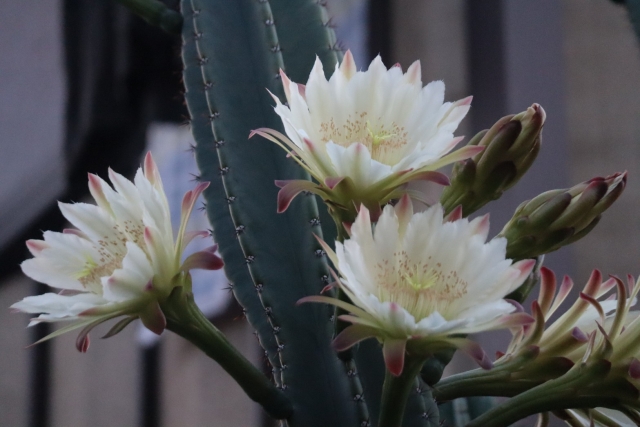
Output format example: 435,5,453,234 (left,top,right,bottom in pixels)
11,292,108,318
102,242,153,302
